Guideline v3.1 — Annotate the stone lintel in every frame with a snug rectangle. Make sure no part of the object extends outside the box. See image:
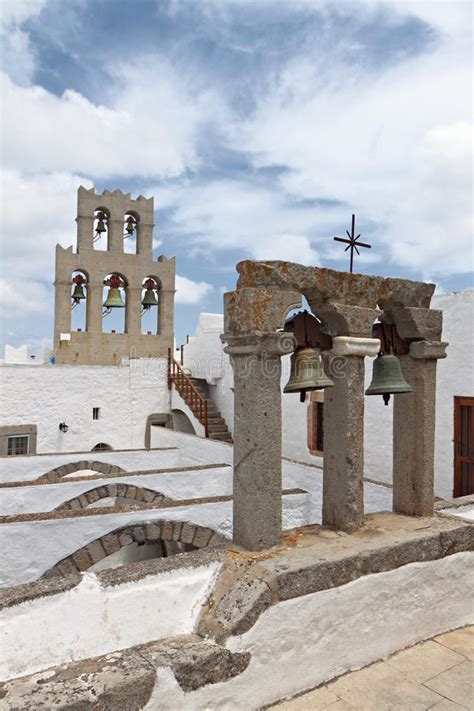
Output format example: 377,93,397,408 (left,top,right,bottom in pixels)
409,340,449,360
331,336,381,358
235,260,434,309
224,287,301,335
222,331,295,358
